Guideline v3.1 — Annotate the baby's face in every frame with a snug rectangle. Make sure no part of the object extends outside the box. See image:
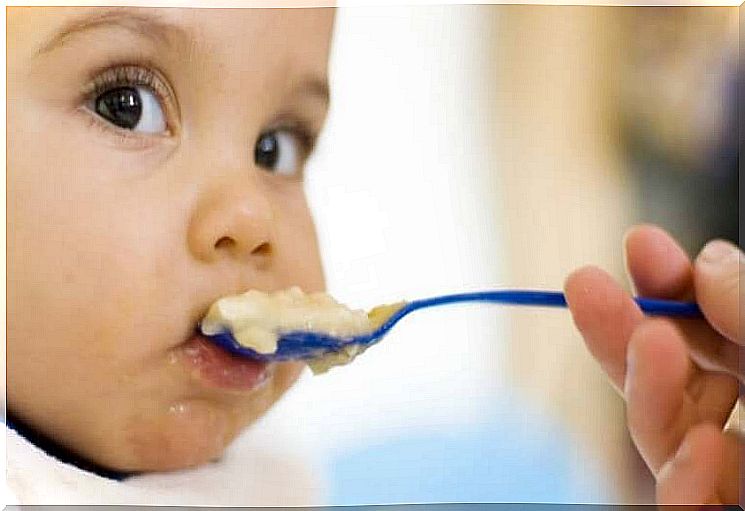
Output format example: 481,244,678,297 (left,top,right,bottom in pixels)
7,7,332,471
